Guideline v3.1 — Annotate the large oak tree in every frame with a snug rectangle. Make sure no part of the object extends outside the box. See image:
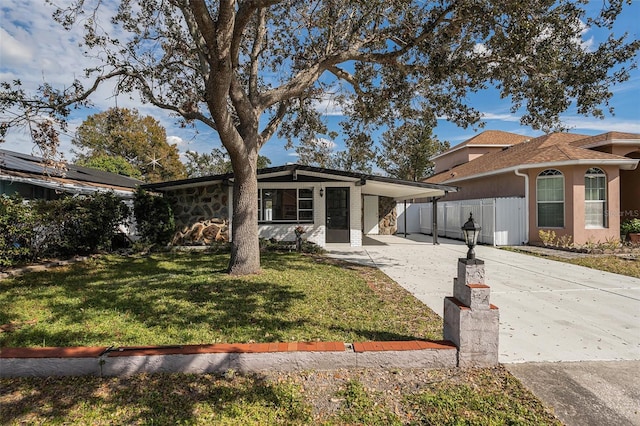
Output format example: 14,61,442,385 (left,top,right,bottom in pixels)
1,0,638,274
